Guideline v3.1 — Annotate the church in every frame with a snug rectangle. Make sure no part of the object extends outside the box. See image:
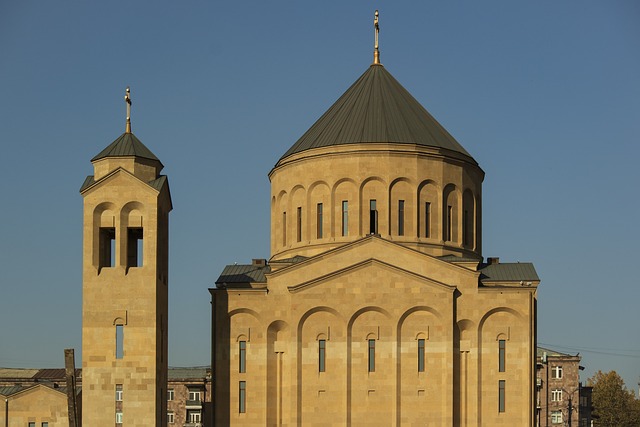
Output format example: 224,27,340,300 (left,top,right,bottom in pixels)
211,11,540,427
